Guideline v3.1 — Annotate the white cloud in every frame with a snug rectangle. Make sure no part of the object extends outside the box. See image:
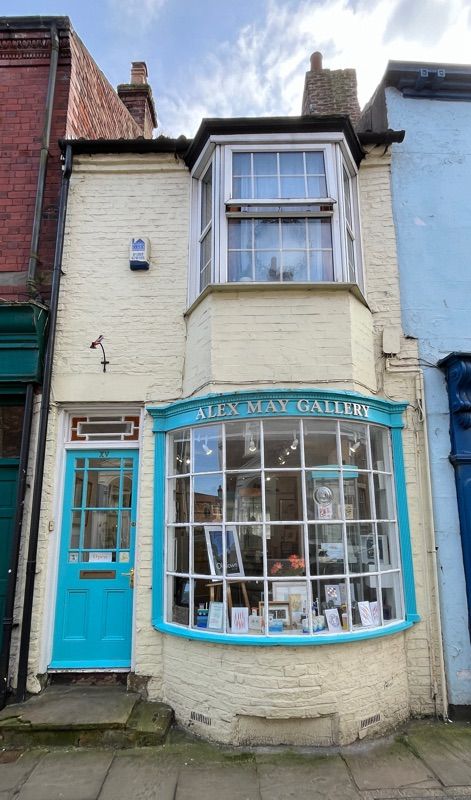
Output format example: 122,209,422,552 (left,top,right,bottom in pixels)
157,0,471,137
